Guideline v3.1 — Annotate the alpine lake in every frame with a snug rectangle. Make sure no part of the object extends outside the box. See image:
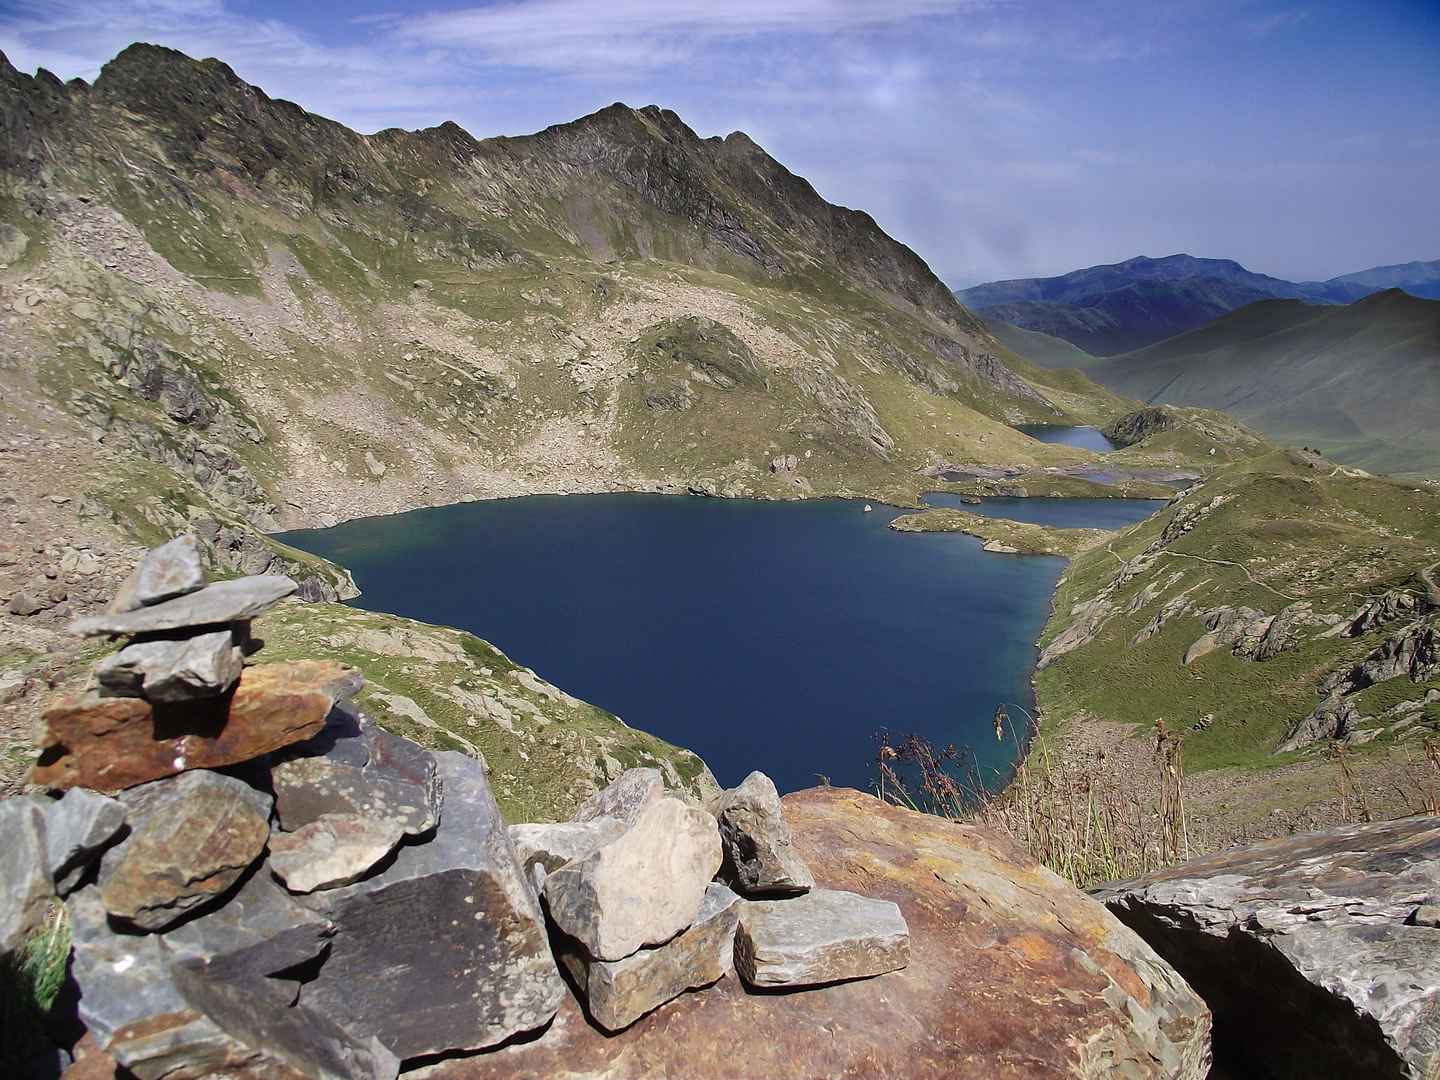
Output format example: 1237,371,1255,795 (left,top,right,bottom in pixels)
277,429,1165,797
